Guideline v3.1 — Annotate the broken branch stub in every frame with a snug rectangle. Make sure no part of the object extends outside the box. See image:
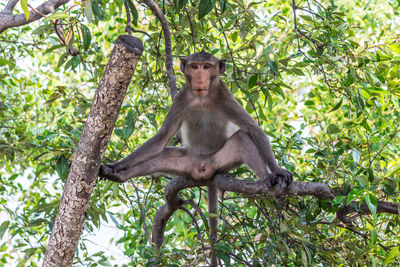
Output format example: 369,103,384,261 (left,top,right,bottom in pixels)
43,35,143,267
